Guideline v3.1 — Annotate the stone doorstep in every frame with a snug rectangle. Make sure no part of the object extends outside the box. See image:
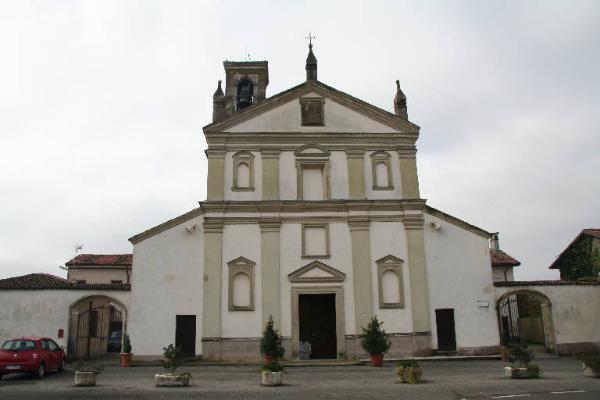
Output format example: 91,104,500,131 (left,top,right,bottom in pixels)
361,354,503,362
